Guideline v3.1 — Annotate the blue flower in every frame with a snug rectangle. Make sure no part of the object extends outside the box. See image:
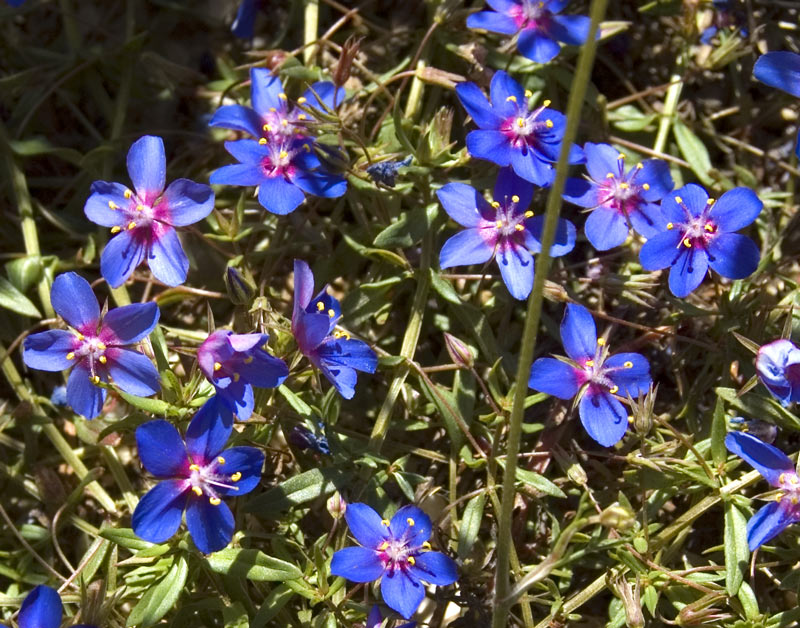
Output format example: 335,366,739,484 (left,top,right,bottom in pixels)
330,503,458,619
725,430,800,550
562,142,673,250
467,0,591,64
367,156,412,188
291,260,377,399
528,303,652,447
0,585,97,628
197,330,288,420
639,184,762,298
22,272,160,419
755,339,800,406
753,51,800,158
231,0,258,39
437,167,575,300
84,136,215,288
288,422,331,455
132,397,264,554
455,71,582,186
